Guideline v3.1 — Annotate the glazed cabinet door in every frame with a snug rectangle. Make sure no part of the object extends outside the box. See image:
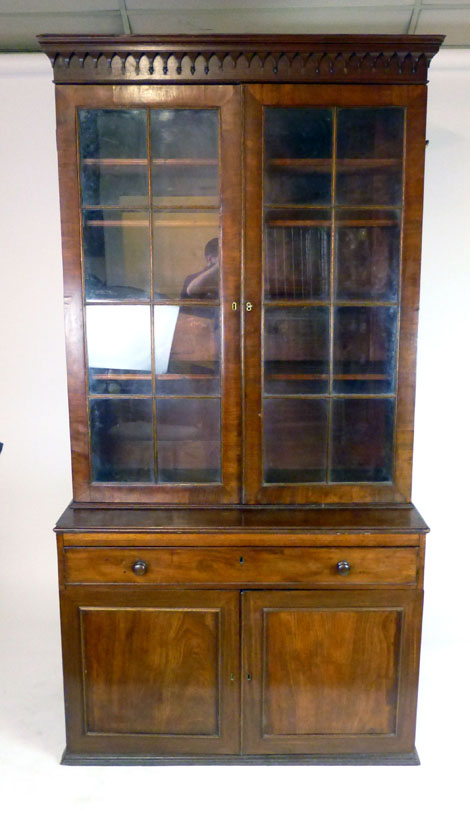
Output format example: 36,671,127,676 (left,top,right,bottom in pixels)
243,83,427,504
60,588,240,757
56,84,242,503
242,589,422,756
